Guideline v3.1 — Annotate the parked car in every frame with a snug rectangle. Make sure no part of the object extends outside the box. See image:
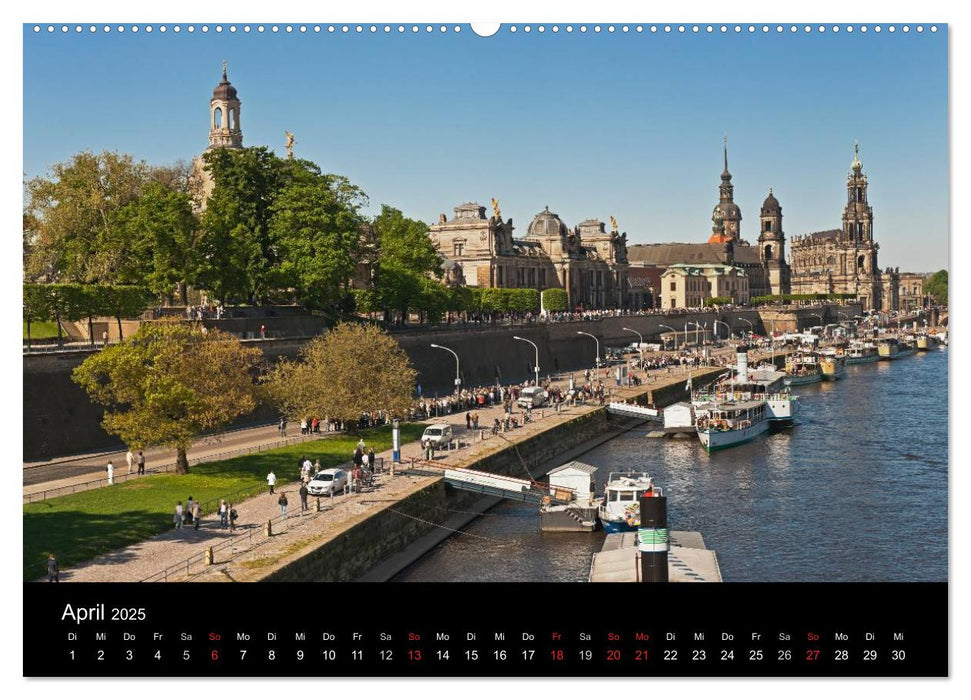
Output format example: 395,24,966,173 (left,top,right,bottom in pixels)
307,468,348,496
421,424,453,447
517,386,548,409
